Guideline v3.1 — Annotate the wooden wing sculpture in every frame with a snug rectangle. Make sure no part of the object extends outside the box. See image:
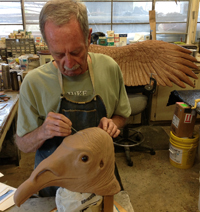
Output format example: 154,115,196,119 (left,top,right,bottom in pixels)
89,40,199,88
